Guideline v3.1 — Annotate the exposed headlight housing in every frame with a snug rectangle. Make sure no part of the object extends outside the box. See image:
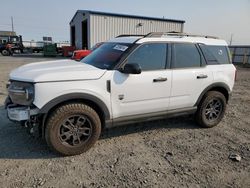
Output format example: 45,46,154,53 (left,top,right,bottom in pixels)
8,81,34,106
